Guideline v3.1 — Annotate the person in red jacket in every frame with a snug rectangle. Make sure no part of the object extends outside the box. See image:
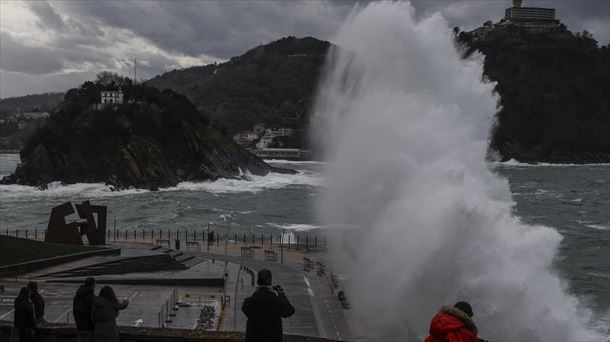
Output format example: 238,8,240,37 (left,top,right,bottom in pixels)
425,301,488,342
